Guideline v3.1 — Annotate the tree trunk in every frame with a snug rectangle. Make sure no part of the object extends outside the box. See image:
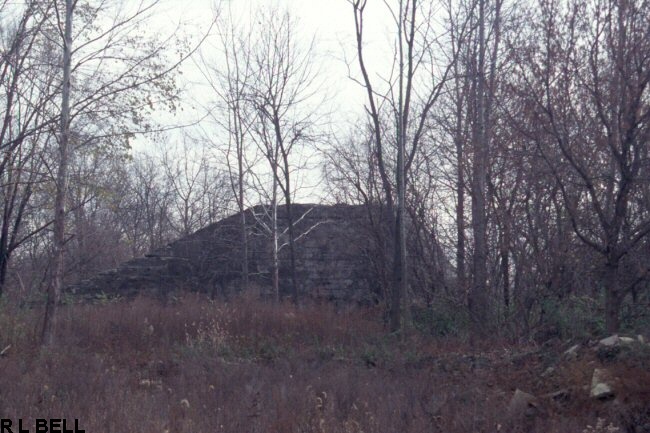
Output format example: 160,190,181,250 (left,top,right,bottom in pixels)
604,262,622,334
501,238,509,309
0,251,9,294
469,0,489,329
240,203,249,292
43,0,72,346
455,112,466,301
391,0,408,333
271,171,279,304
284,194,298,304
278,147,298,304
0,208,10,295
238,151,248,292
391,207,405,332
